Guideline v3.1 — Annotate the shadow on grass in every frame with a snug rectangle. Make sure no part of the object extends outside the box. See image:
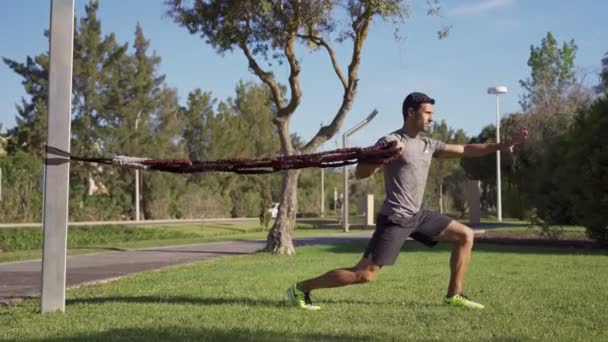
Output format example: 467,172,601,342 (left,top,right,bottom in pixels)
200,224,251,232
66,295,441,309
33,326,533,342
37,326,373,342
67,295,287,308
469,222,531,229
69,247,129,252
133,249,252,255
325,240,608,256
